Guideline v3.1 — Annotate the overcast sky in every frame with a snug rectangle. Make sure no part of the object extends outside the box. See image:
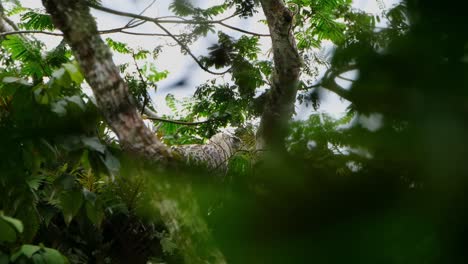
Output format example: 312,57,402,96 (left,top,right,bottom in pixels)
14,0,399,118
